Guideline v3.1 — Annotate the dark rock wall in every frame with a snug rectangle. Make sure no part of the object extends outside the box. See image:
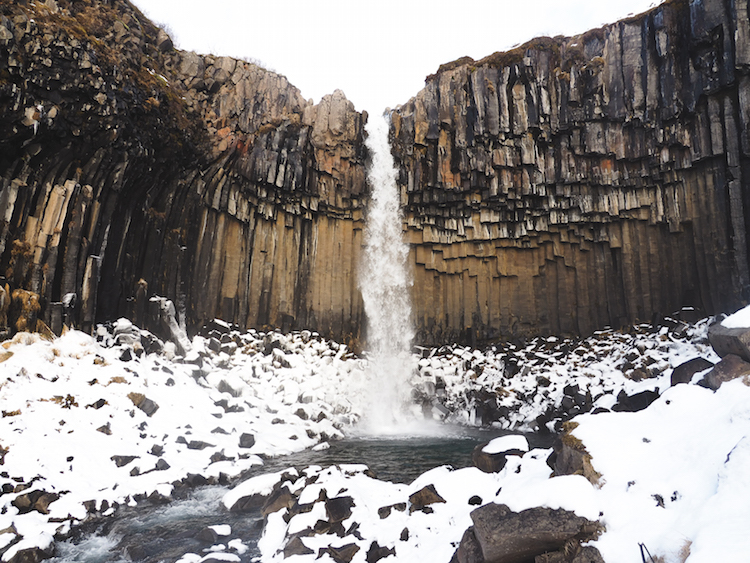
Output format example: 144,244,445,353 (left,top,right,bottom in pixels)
391,0,750,344
0,0,366,343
